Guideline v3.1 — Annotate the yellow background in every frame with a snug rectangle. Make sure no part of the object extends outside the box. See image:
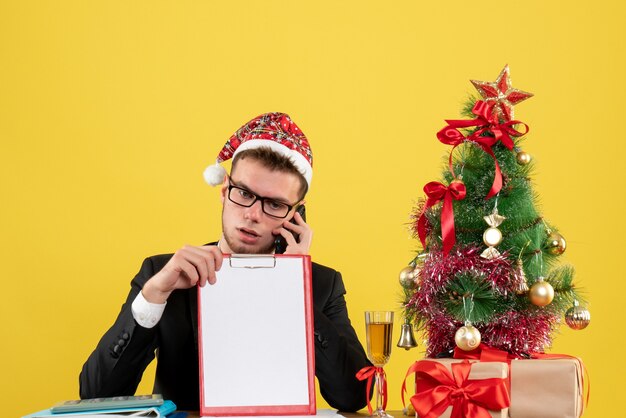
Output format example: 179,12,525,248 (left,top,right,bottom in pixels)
1,1,624,417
